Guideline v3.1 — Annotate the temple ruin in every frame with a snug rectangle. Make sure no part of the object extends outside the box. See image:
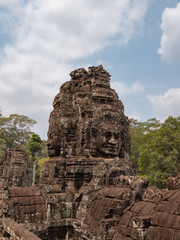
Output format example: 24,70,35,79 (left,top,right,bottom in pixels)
0,65,180,240
0,148,33,188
